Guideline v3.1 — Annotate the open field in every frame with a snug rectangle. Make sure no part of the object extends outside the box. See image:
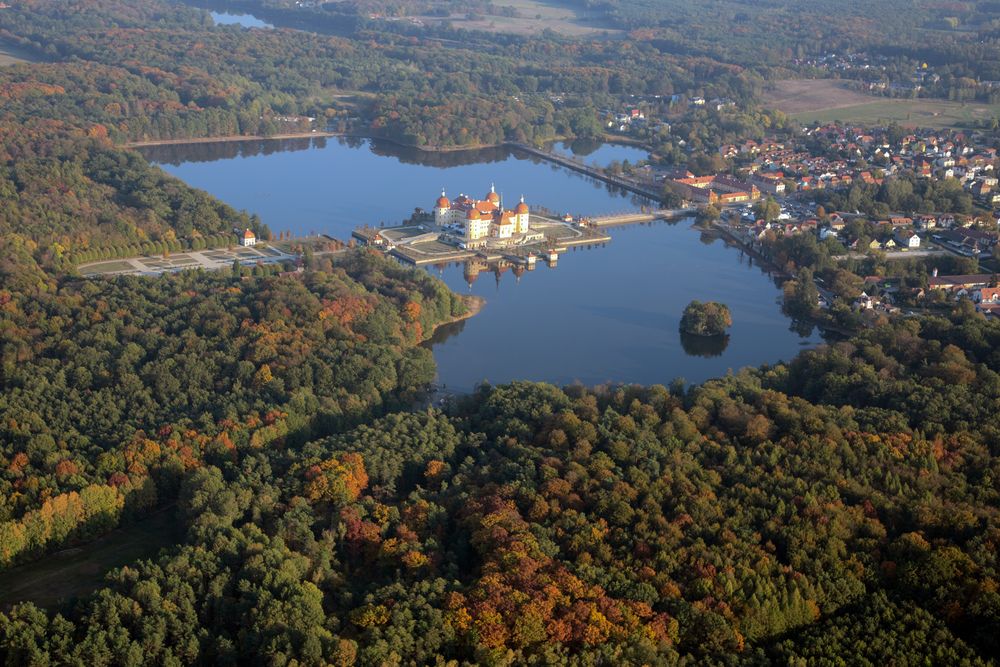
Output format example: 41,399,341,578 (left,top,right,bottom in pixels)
0,39,39,66
764,79,1000,129
415,0,619,37
763,80,880,114
0,510,180,610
